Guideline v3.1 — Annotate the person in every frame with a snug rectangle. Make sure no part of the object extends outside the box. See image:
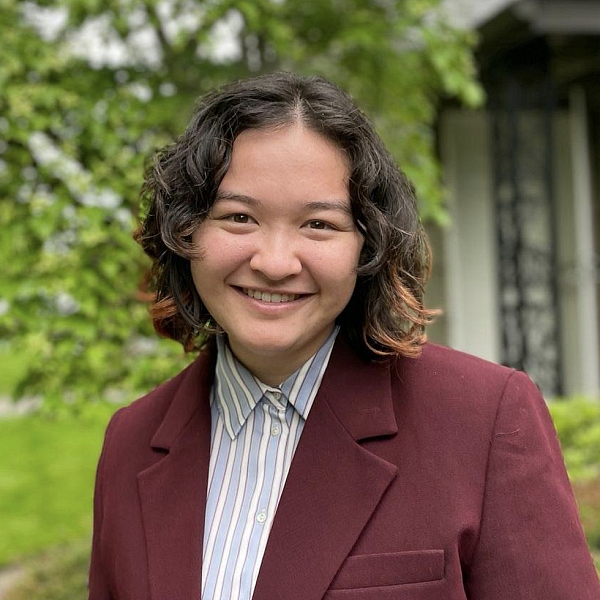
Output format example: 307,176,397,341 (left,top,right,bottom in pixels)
88,72,600,600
